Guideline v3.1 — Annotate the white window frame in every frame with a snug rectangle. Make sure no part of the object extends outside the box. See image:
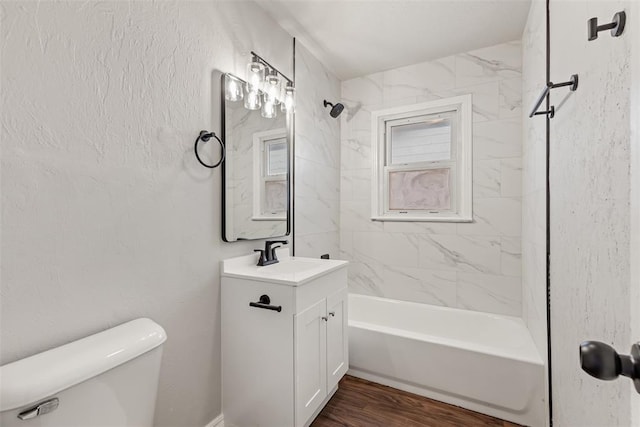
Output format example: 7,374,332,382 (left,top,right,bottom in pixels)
371,95,473,222
252,128,287,221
